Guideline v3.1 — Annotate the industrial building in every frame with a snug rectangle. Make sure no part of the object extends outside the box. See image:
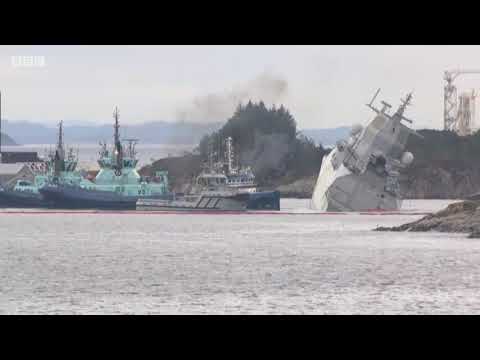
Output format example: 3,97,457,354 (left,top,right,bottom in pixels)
0,163,35,188
0,91,43,188
444,69,480,136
